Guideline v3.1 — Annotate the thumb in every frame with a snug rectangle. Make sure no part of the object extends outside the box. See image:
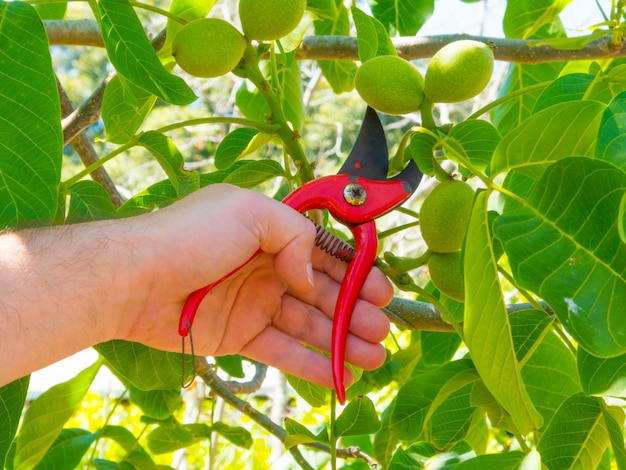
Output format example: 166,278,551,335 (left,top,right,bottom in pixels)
256,199,317,292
